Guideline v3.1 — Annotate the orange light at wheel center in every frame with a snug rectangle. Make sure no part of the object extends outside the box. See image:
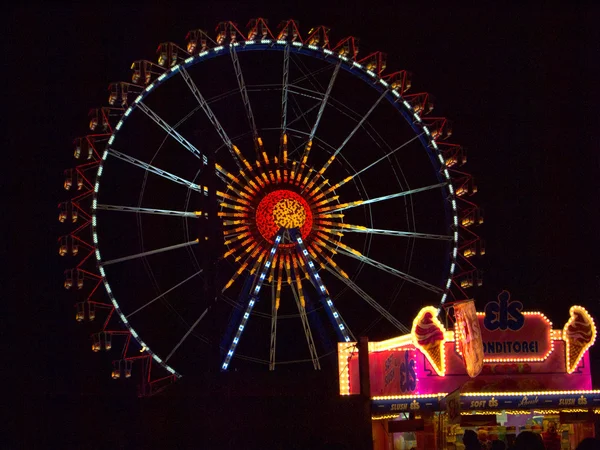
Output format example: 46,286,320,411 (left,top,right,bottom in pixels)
256,190,313,243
